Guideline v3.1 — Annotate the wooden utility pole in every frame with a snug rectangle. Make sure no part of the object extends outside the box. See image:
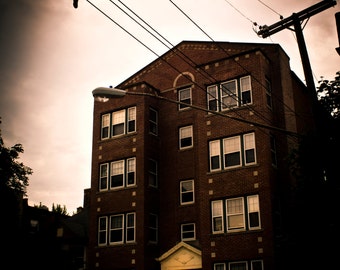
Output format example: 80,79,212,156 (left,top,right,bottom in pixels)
257,0,337,100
